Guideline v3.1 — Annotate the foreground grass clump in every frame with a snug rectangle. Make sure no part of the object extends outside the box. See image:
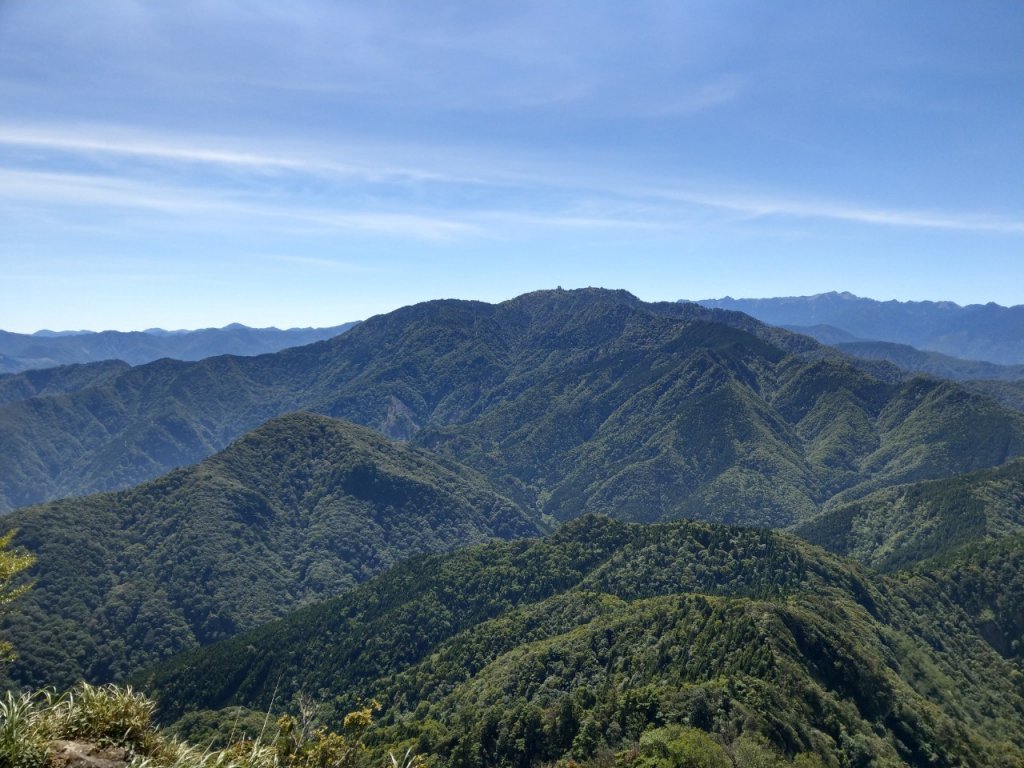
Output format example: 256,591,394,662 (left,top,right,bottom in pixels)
0,683,398,768
1,683,164,768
